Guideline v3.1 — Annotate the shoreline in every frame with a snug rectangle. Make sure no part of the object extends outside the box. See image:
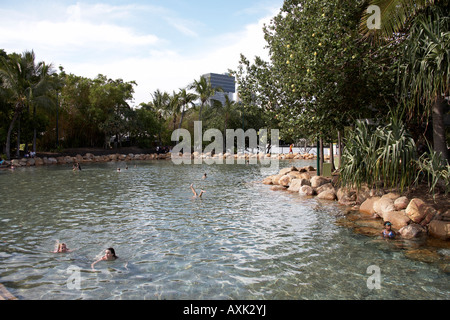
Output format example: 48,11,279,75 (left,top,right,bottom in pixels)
262,165,450,272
